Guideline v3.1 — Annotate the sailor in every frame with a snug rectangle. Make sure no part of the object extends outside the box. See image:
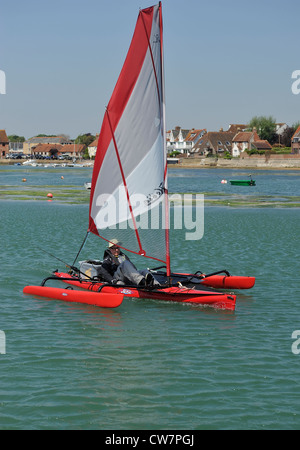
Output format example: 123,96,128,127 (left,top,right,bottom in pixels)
100,239,160,287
